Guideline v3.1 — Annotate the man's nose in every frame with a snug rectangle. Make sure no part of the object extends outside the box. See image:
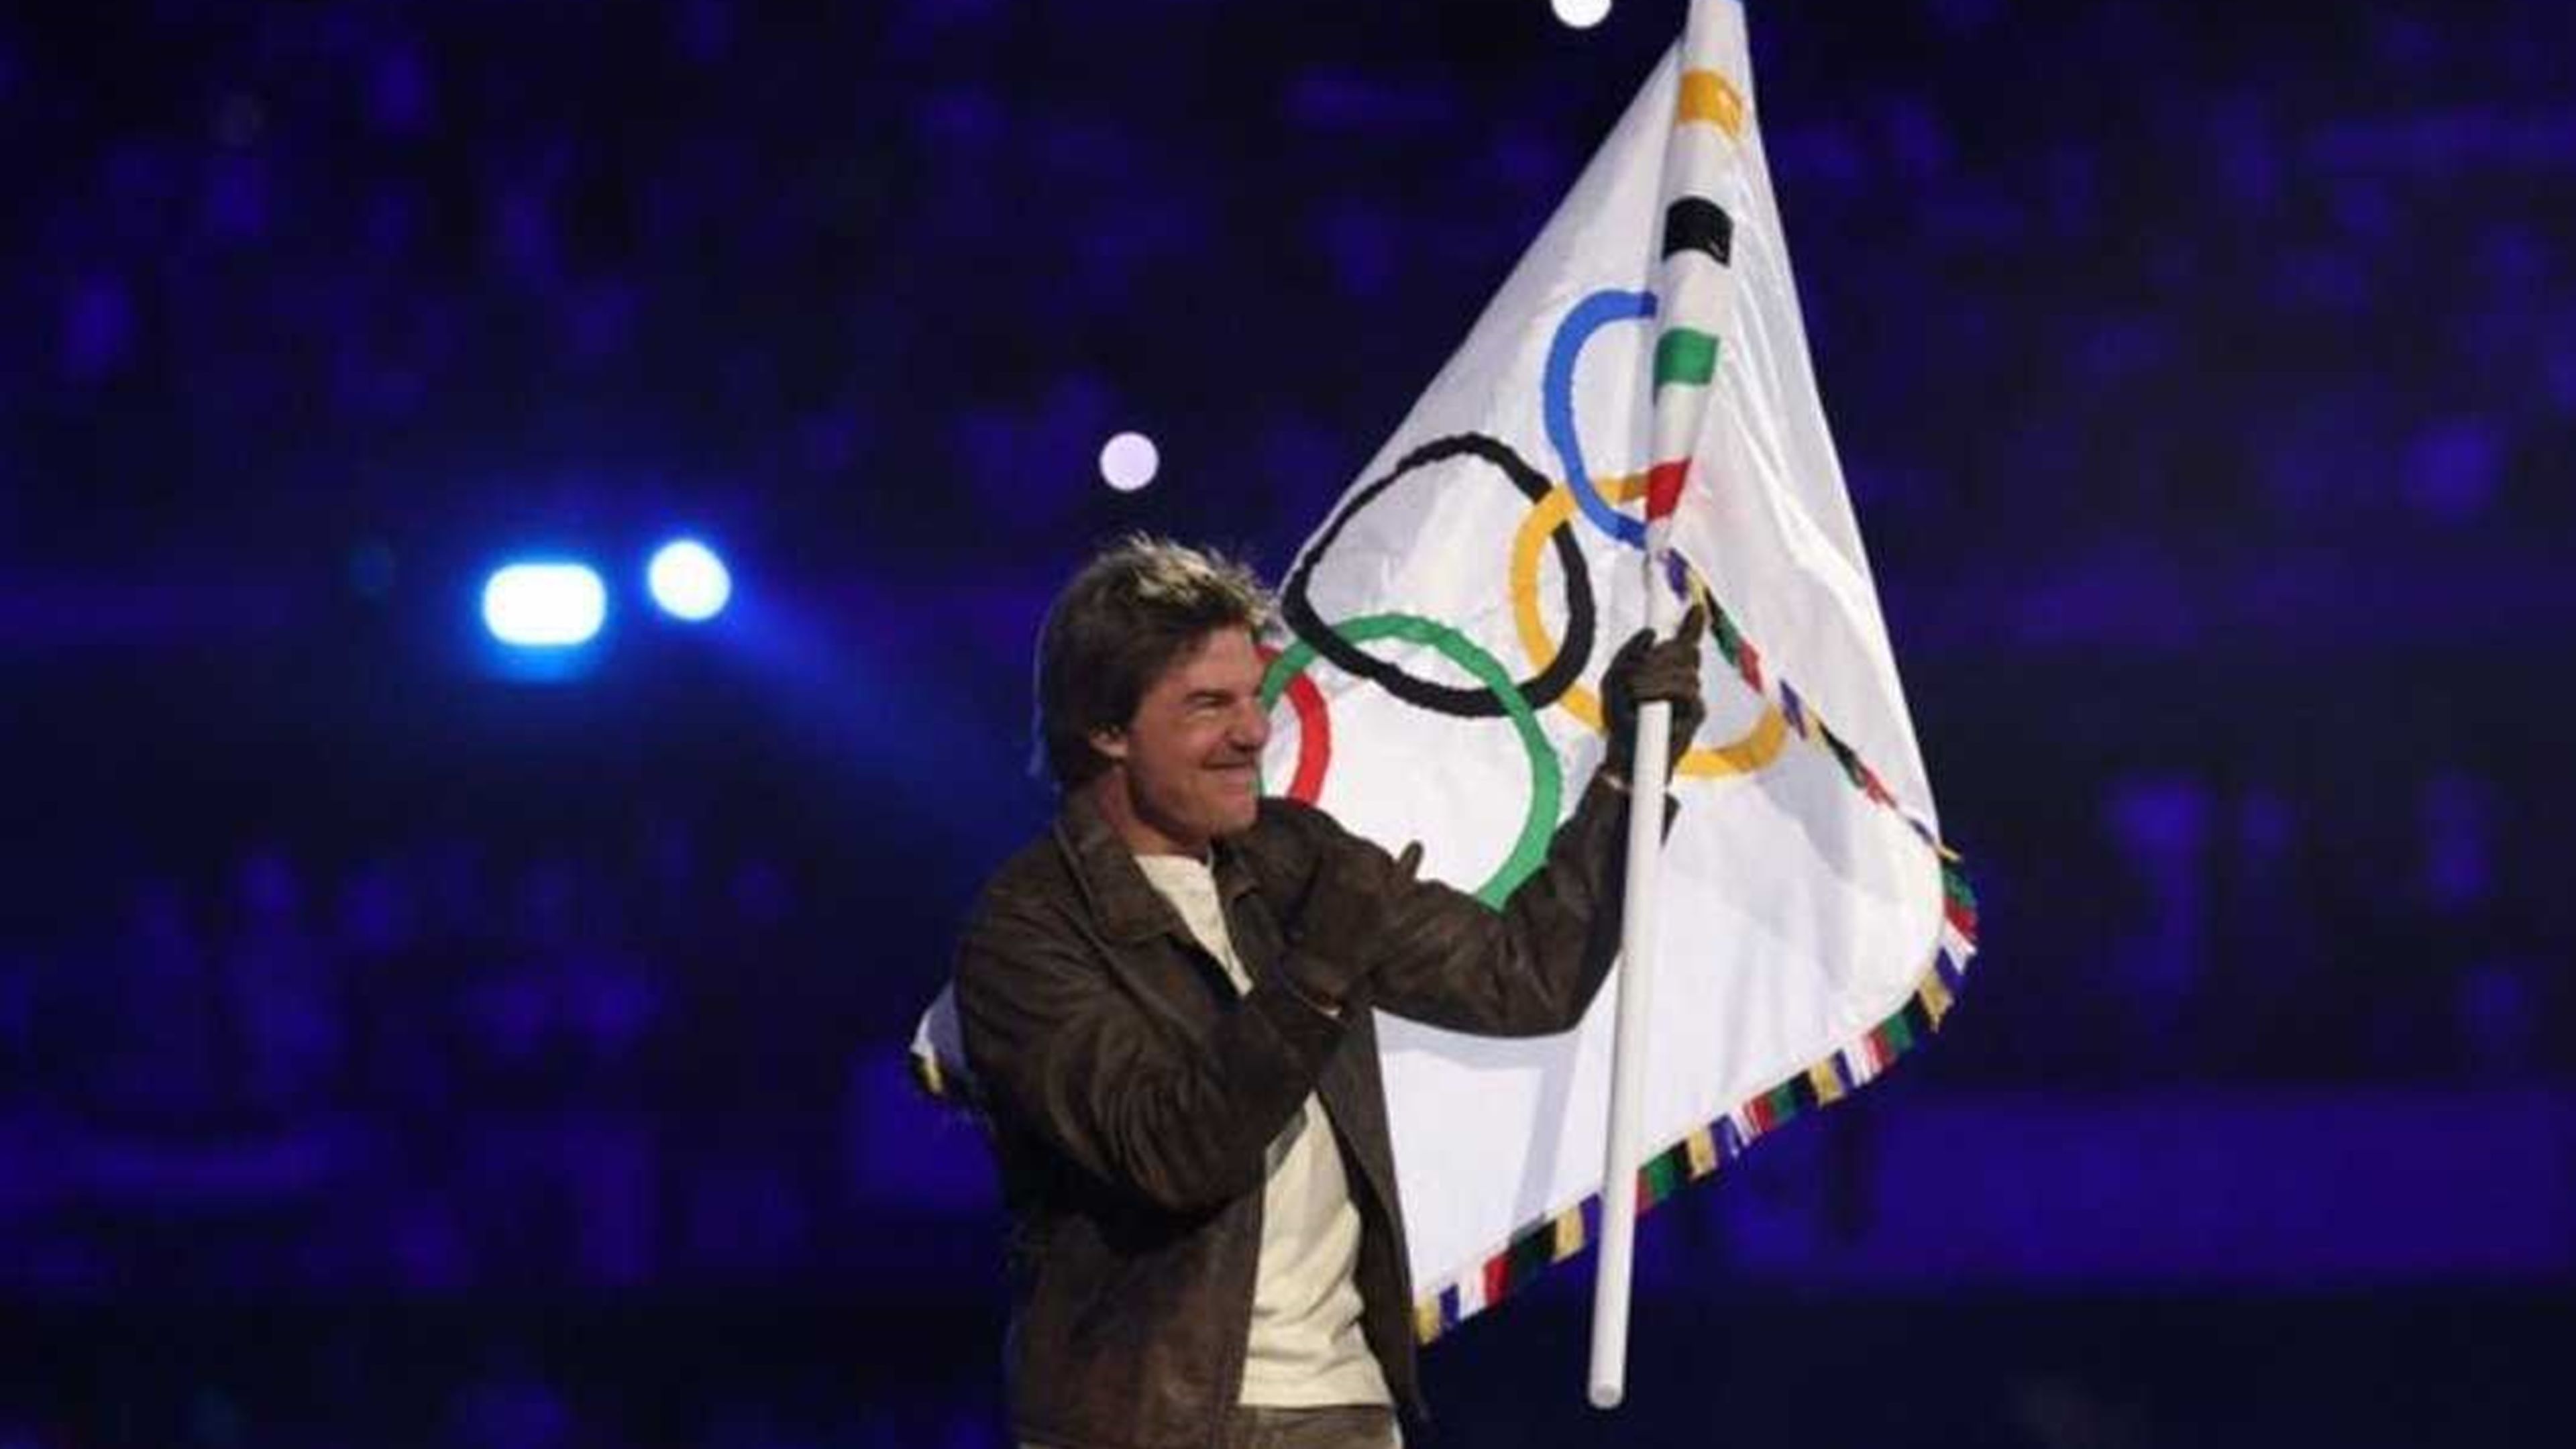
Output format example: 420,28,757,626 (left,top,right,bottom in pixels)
1230,698,1271,749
